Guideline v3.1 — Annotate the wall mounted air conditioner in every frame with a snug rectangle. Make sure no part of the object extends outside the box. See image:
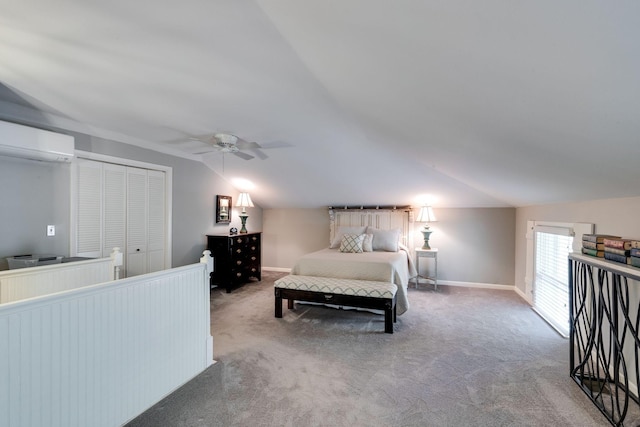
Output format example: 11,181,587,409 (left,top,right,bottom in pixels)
0,120,75,162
